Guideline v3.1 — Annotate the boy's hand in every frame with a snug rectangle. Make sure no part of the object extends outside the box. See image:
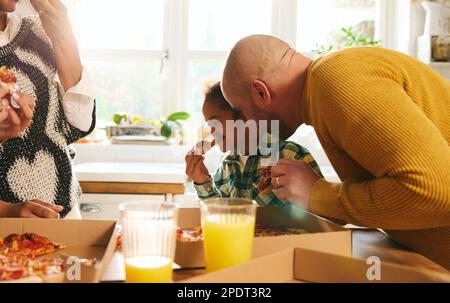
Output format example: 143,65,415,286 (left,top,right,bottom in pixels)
0,200,63,218
185,146,210,185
